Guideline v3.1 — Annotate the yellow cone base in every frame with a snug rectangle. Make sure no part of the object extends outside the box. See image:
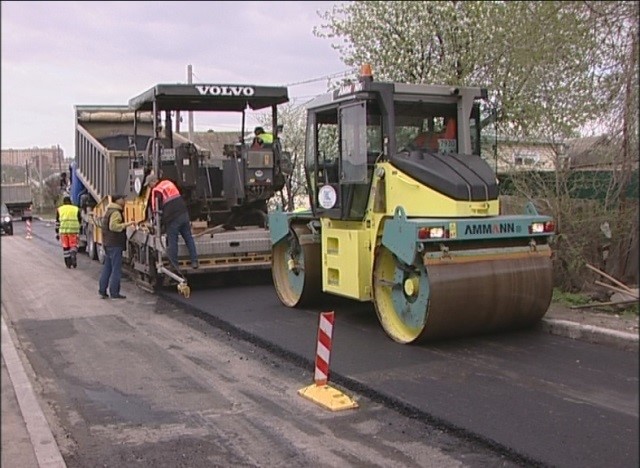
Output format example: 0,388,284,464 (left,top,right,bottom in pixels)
298,384,359,412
